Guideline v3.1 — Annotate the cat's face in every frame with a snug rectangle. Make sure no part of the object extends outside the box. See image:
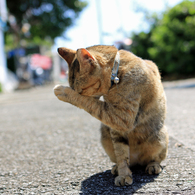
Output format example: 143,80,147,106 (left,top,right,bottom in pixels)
58,46,115,97
70,48,102,97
